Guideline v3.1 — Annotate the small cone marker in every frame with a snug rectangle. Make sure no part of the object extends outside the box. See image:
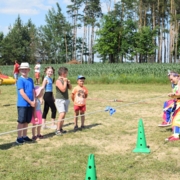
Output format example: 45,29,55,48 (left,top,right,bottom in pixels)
85,154,97,180
133,119,150,153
